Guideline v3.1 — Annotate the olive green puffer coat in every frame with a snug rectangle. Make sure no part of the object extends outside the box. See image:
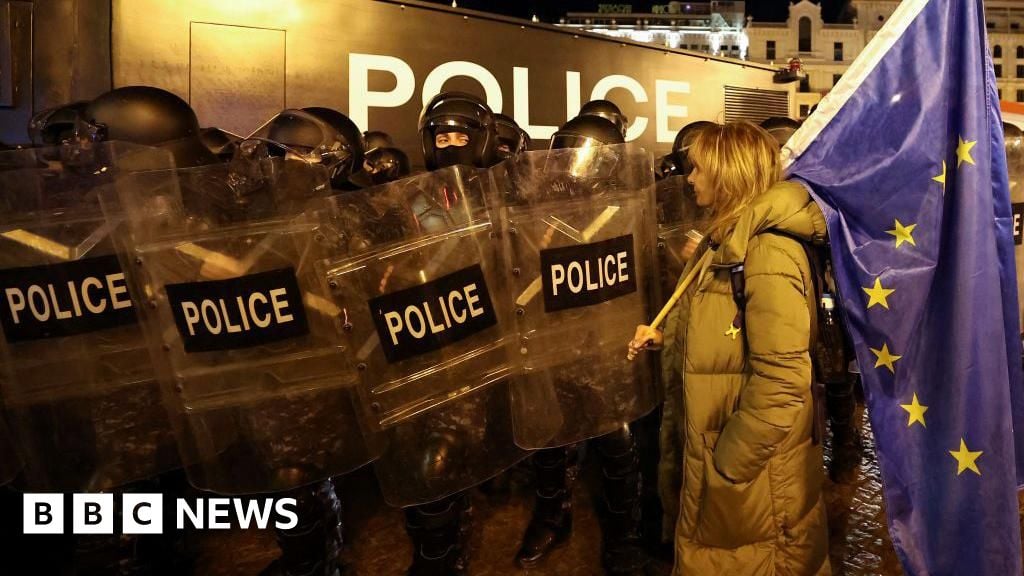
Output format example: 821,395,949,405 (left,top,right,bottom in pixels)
659,181,831,575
